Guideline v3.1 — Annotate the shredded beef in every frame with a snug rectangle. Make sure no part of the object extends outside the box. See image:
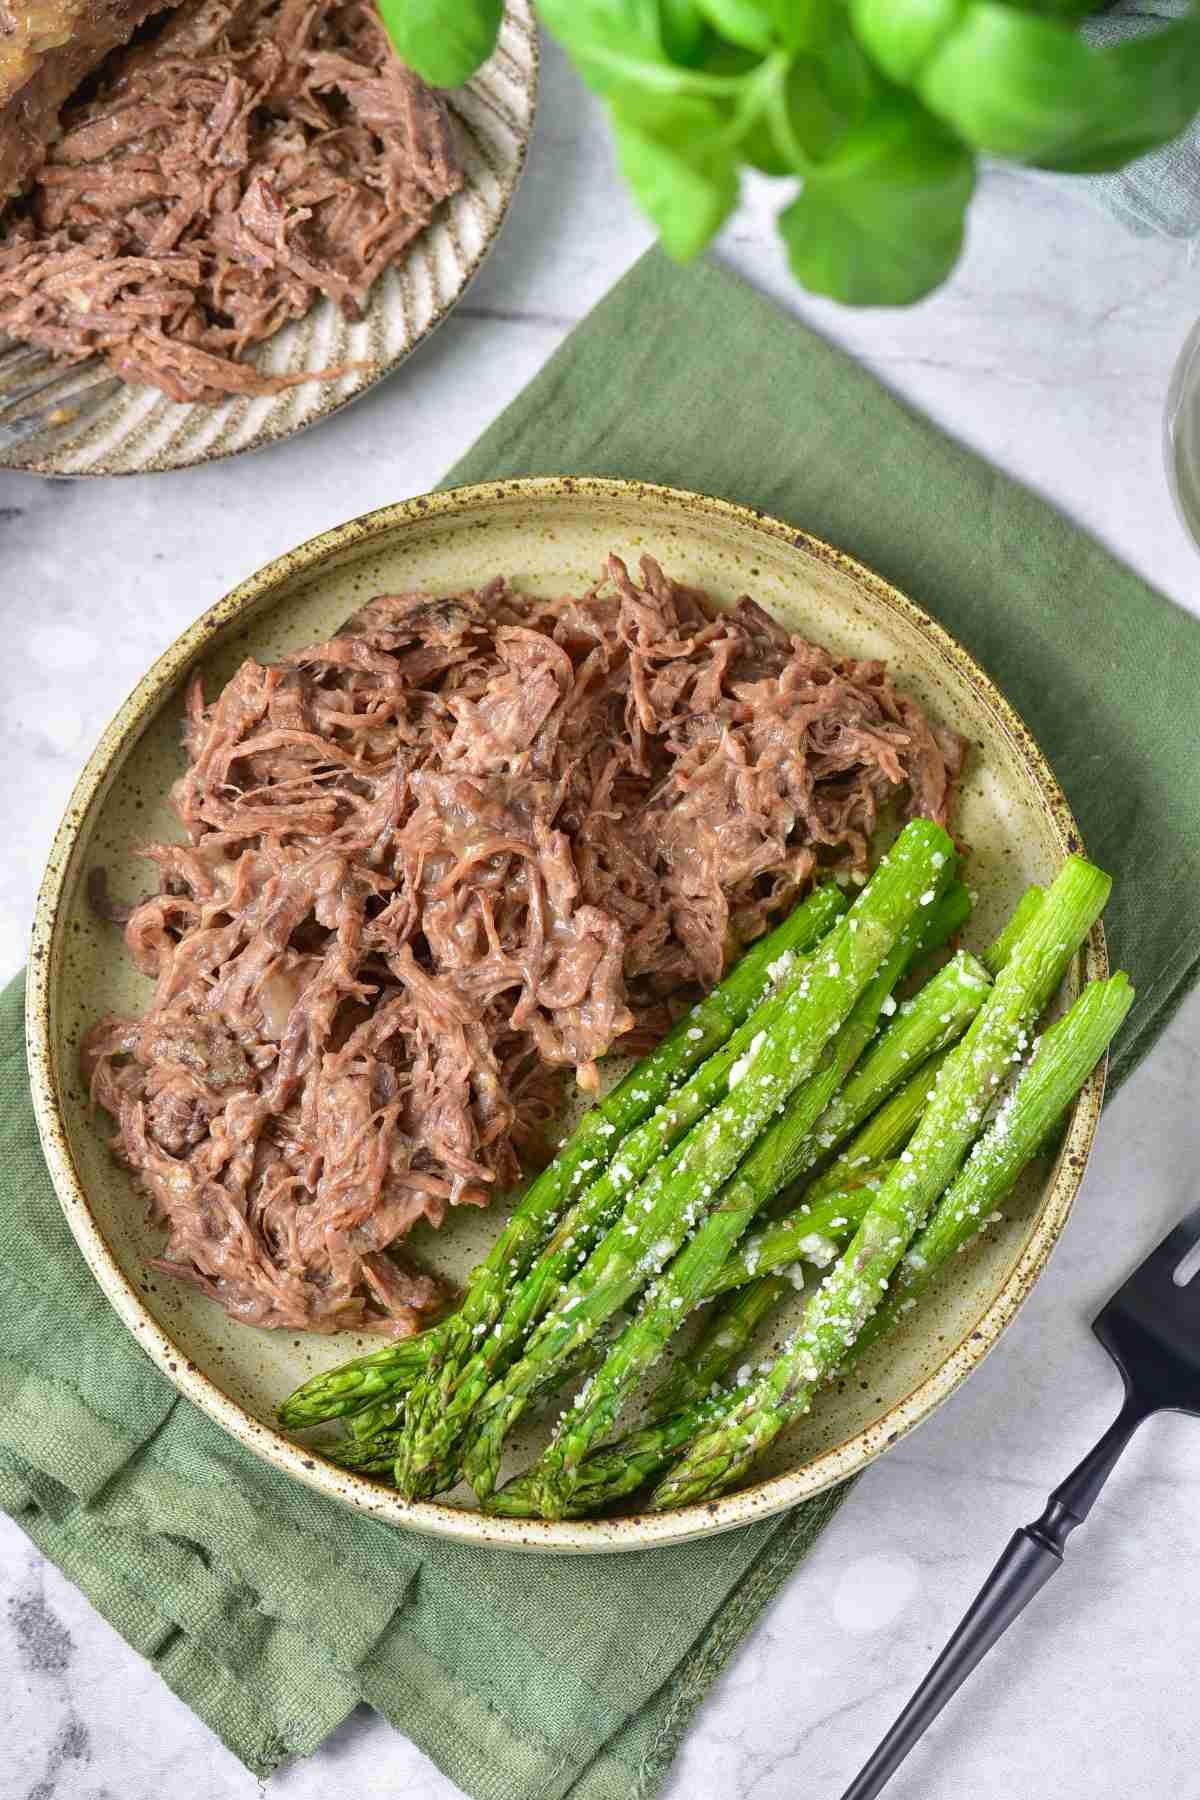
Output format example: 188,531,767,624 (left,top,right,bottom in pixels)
0,0,462,402
0,0,184,201
82,556,966,1337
